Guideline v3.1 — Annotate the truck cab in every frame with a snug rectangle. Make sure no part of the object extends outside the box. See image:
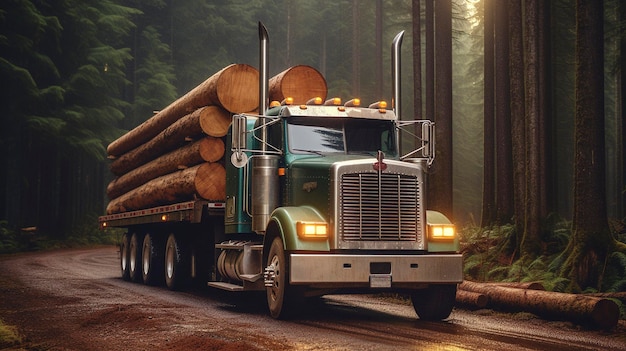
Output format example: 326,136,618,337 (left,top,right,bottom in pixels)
221,98,462,319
